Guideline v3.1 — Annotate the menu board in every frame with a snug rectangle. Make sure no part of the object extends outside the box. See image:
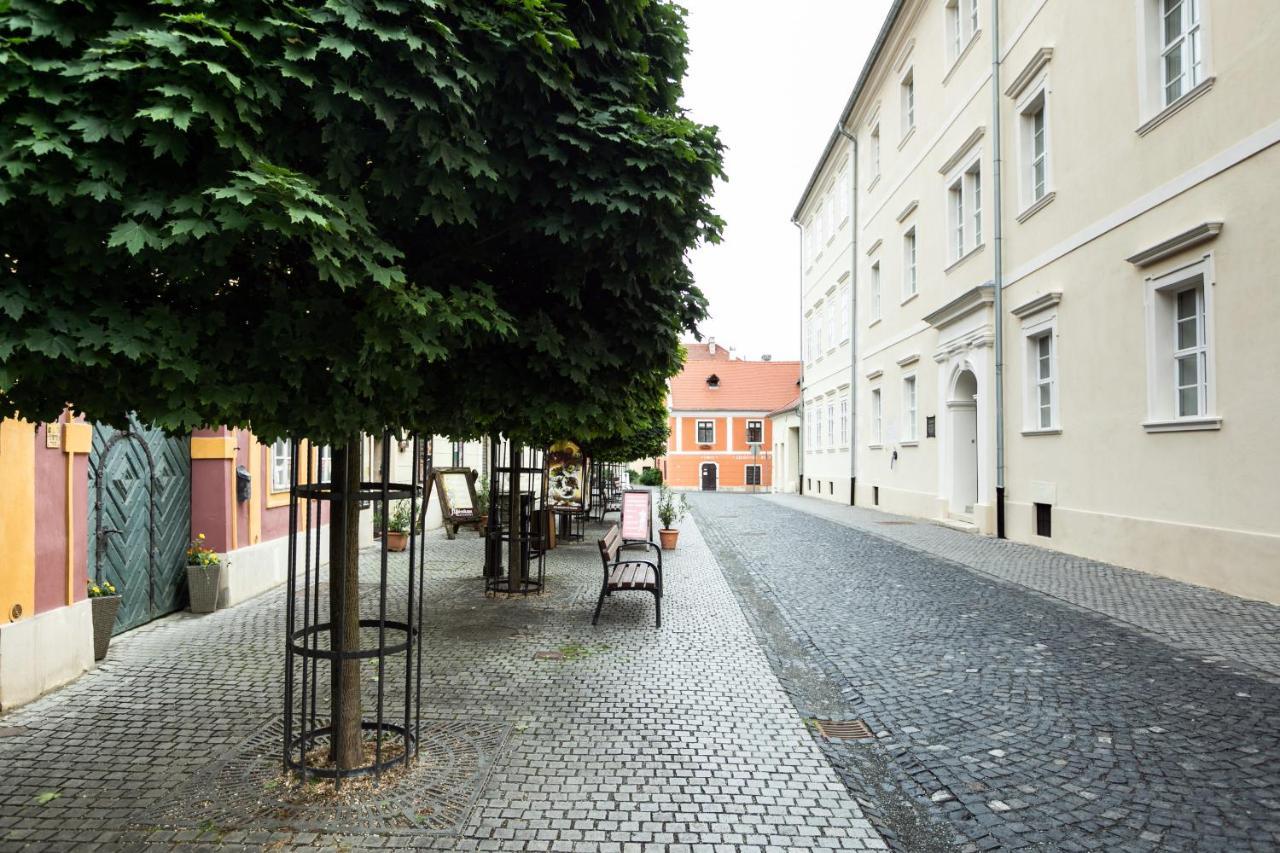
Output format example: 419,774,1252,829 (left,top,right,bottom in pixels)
546,440,586,510
433,468,476,519
621,490,651,541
